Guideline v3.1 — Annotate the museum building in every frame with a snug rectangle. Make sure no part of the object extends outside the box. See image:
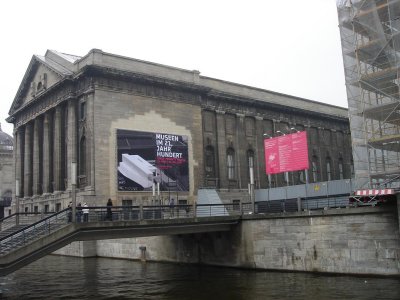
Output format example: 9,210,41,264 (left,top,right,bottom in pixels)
6,49,352,212
0,124,13,218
